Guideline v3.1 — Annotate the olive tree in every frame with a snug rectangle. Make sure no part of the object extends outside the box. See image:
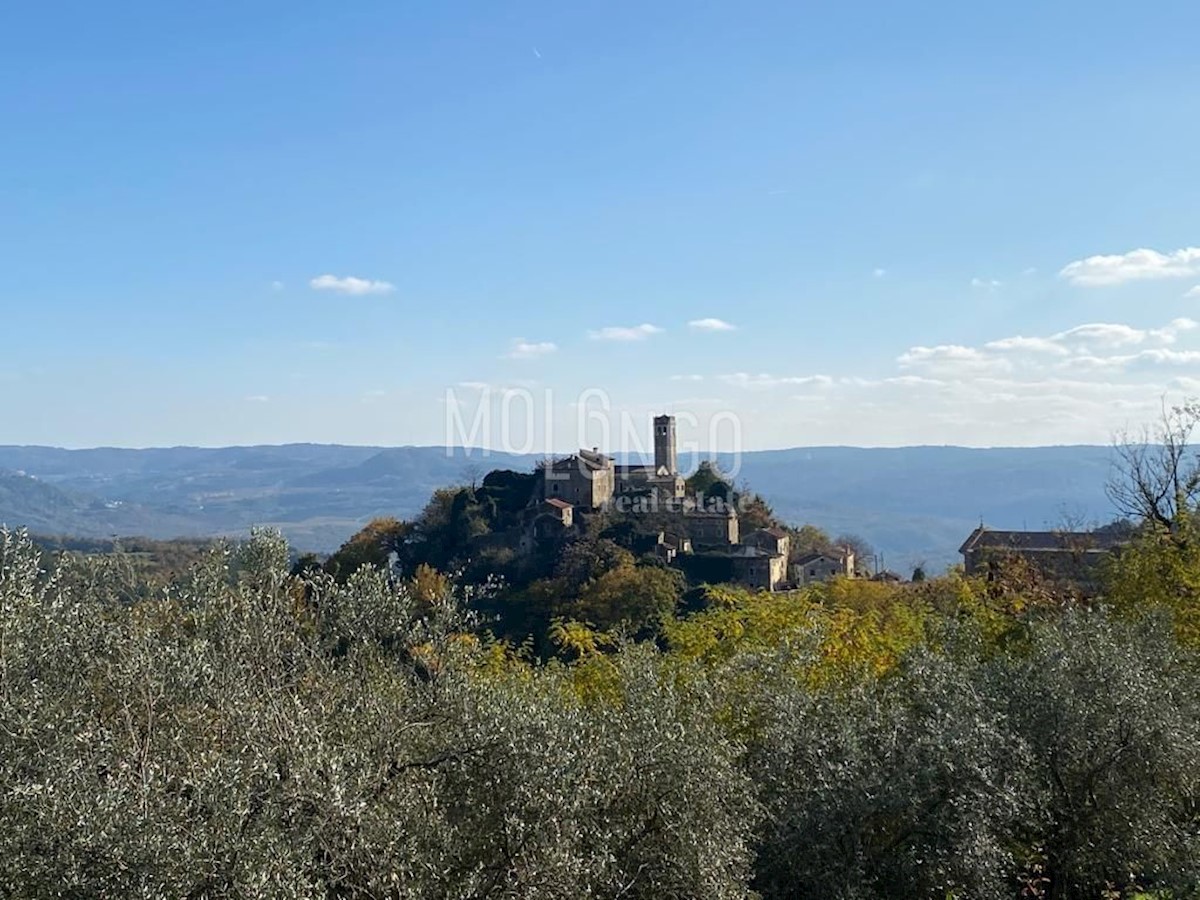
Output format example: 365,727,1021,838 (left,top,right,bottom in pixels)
1001,609,1200,898
0,529,759,899
743,644,1033,900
